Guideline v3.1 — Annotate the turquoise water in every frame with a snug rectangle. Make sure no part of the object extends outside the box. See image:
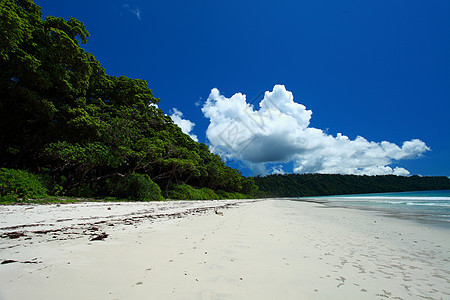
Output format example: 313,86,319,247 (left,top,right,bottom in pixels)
296,190,450,228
